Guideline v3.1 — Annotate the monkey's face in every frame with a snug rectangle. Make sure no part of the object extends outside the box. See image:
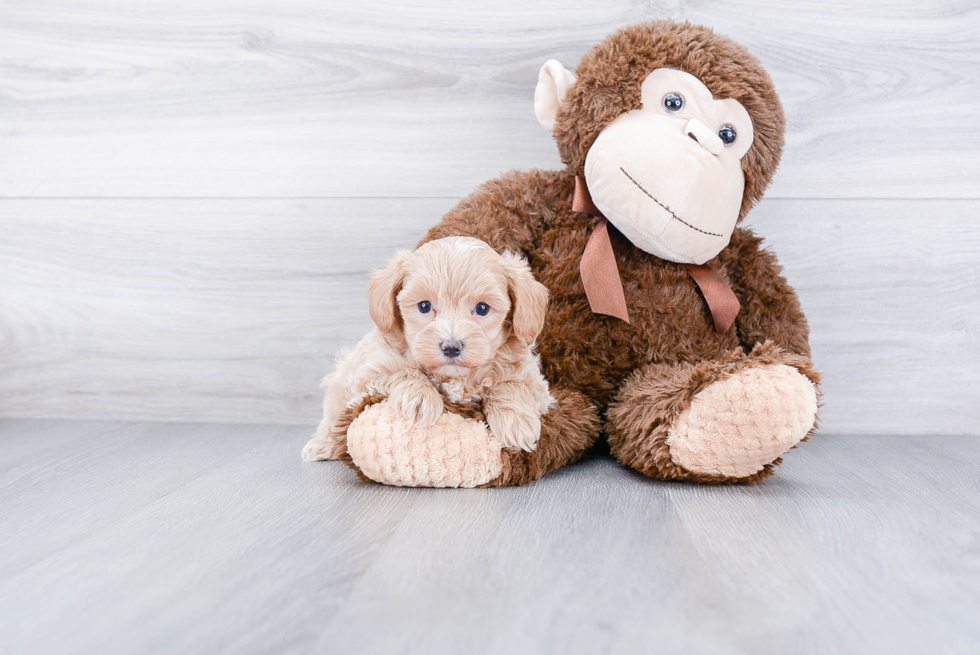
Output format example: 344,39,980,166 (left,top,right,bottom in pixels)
583,69,754,265
535,56,765,265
